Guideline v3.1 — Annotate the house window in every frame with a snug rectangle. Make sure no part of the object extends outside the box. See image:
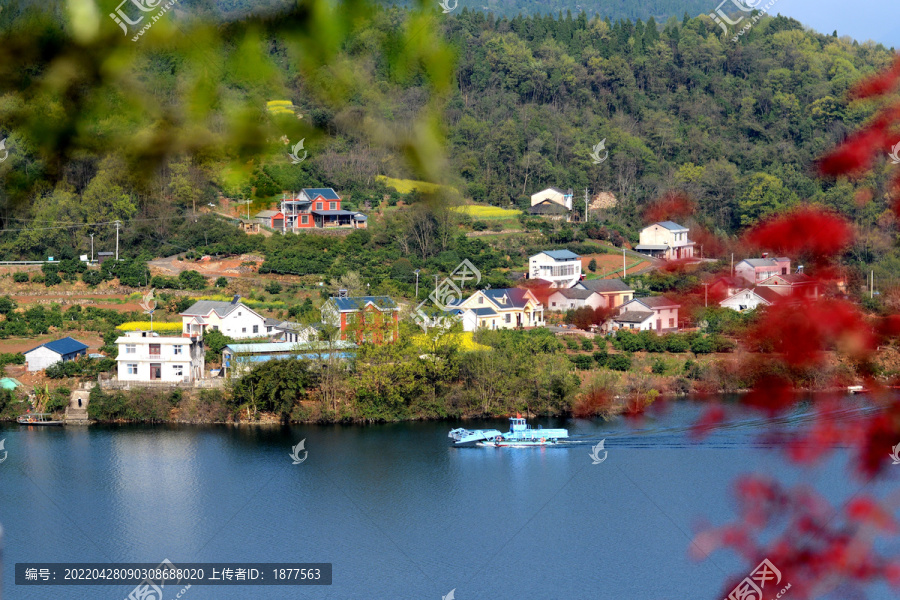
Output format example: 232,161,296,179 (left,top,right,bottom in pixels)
478,296,483,304
238,311,242,316
301,215,309,224
505,314,511,323
329,202,336,210
125,344,136,354
149,344,161,356
173,364,184,377
173,345,183,355
242,327,247,333
365,312,374,324
551,302,556,307
127,363,138,375
317,202,323,209
213,325,219,331
624,295,630,302
668,318,674,328
252,325,259,334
